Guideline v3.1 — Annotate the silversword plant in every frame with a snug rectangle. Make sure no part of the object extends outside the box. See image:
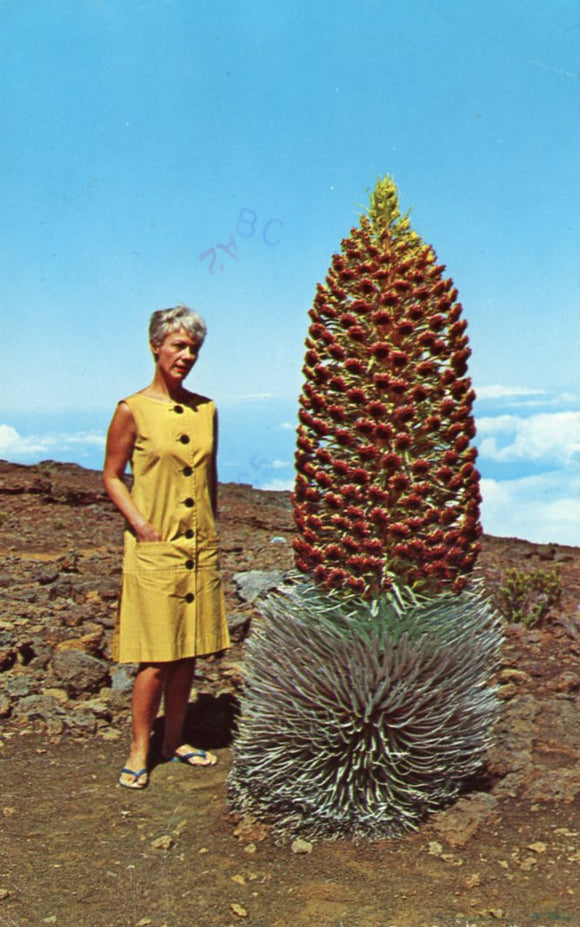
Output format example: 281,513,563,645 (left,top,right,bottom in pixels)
228,176,501,840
